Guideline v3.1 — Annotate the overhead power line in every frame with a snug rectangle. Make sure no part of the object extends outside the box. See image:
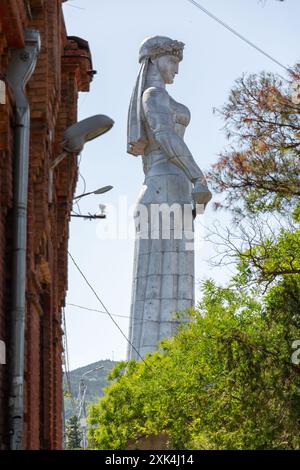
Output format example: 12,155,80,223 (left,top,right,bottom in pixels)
67,302,130,319
68,251,148,365
62,307,77,415
186,0,289,73
67,302,186,325
65,1,85,10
